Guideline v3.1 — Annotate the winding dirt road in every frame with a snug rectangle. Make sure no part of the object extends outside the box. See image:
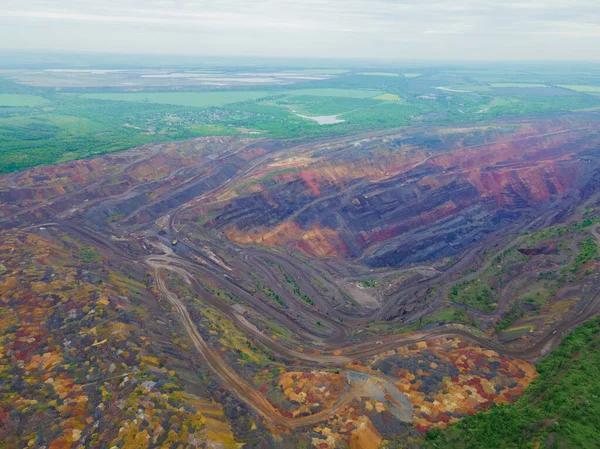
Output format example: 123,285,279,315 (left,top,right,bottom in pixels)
145,245,600,429
12,124,599,431
148,256,370,429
